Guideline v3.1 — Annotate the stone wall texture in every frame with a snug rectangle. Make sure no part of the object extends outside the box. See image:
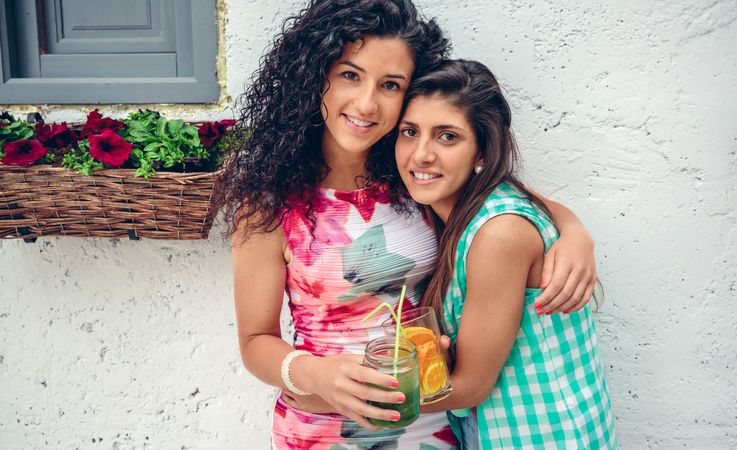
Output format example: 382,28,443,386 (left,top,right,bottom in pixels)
1,0,735,448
